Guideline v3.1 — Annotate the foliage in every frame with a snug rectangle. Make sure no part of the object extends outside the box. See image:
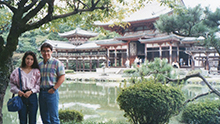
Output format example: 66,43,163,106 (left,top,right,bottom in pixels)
203,8,220,54
123,69,136,74
65,70,75,74
117,80,185,124
155,5,207,37
59,109,84,123
155,5,220,54
182,100,220,124
131,58,175,83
